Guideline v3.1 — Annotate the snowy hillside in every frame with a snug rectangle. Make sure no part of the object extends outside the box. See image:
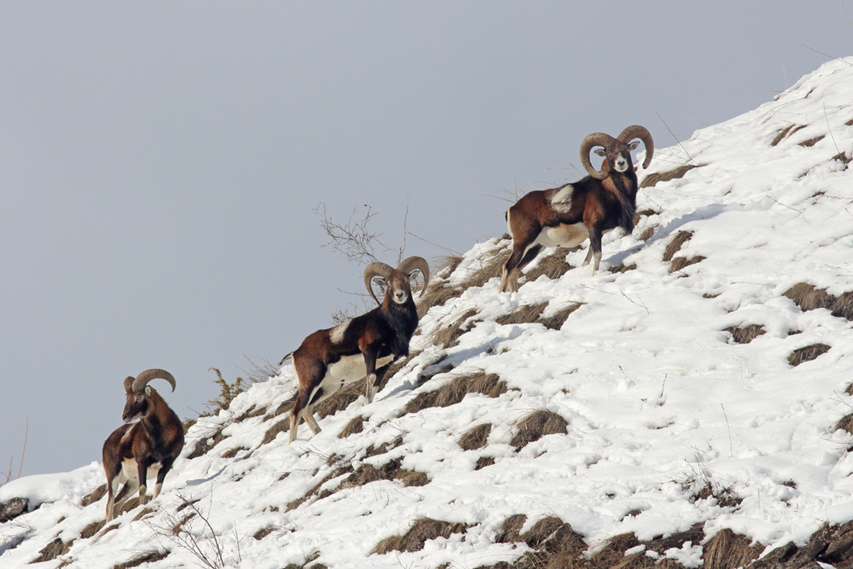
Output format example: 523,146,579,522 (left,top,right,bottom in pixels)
4,57,853,569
